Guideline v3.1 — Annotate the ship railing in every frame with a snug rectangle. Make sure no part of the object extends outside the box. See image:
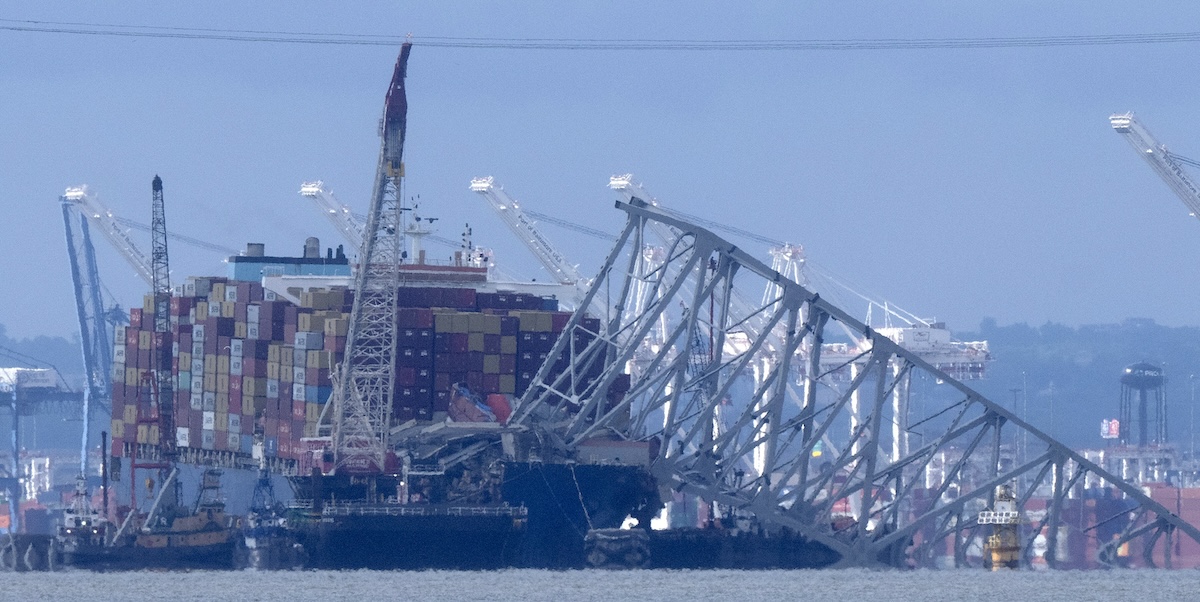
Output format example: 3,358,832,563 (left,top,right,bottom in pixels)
318,502,528,518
